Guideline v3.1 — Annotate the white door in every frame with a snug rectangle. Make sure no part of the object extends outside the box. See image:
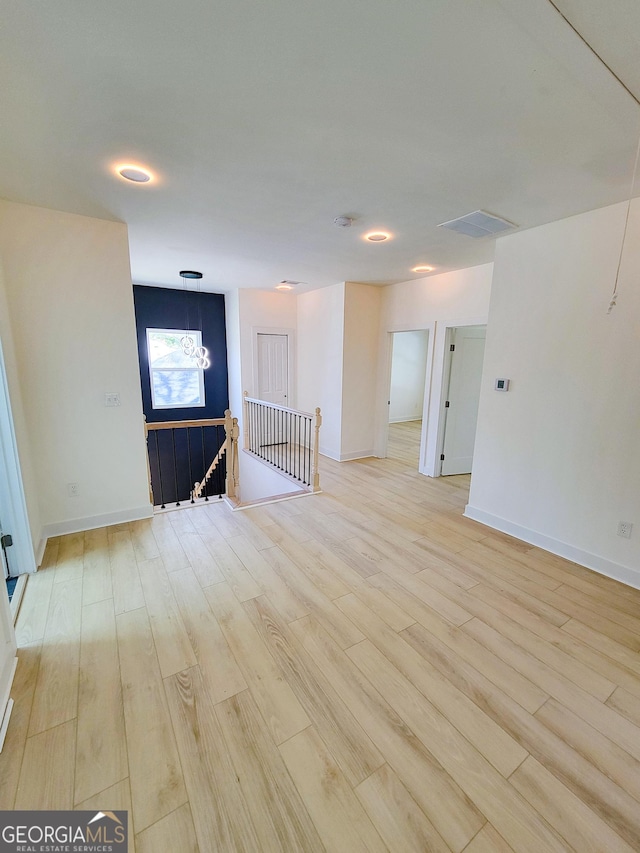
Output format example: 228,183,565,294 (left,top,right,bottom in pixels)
0,337,28,749
441,326,486,475
257,334,288,405
0,515,16,751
